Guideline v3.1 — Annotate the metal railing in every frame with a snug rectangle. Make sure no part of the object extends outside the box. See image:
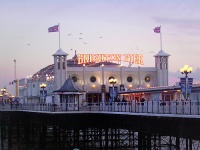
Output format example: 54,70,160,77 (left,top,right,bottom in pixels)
1,100,200,115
